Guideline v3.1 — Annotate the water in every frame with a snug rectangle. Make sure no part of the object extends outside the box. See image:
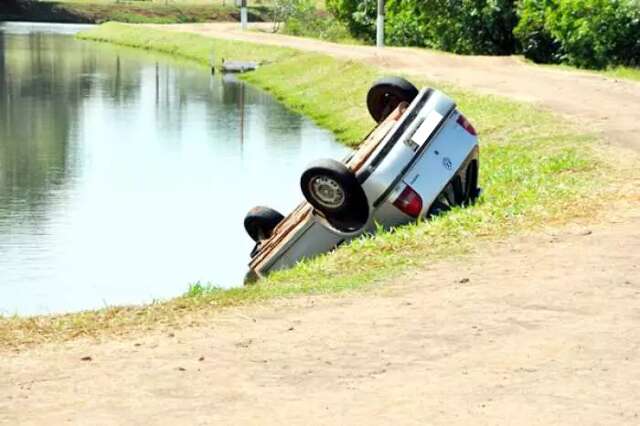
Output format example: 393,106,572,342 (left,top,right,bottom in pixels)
0,22,351,316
